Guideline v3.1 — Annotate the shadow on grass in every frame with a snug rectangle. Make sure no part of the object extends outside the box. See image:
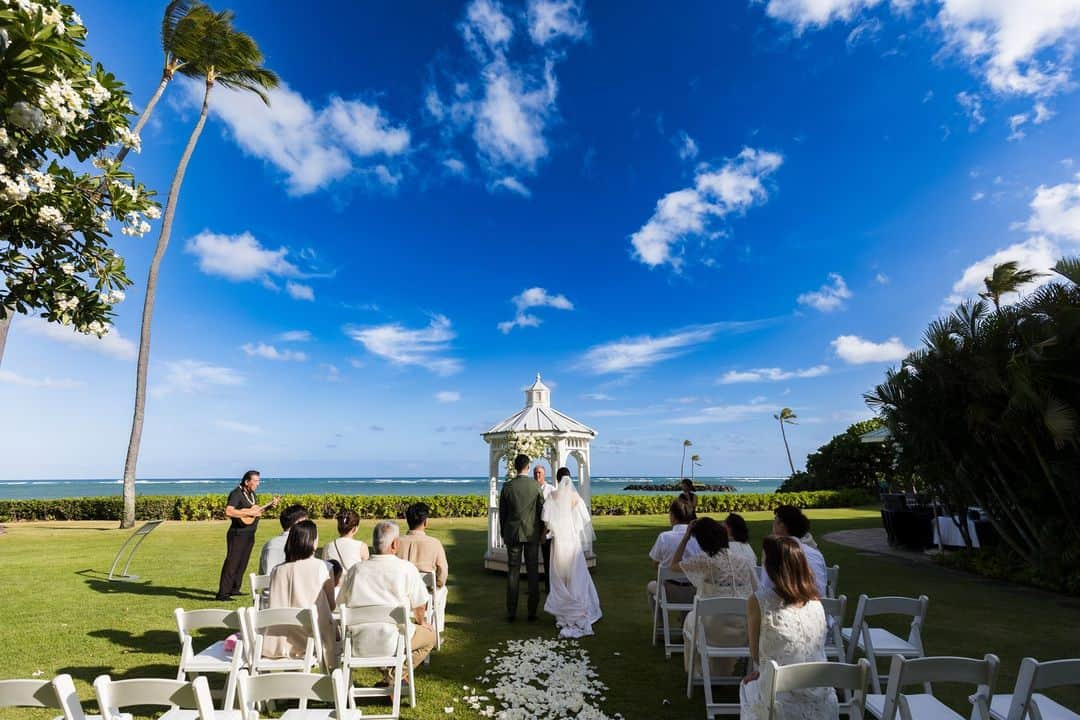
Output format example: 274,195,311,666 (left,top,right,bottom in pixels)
55,663,178,685
87,628,178,655
76,569,219,601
